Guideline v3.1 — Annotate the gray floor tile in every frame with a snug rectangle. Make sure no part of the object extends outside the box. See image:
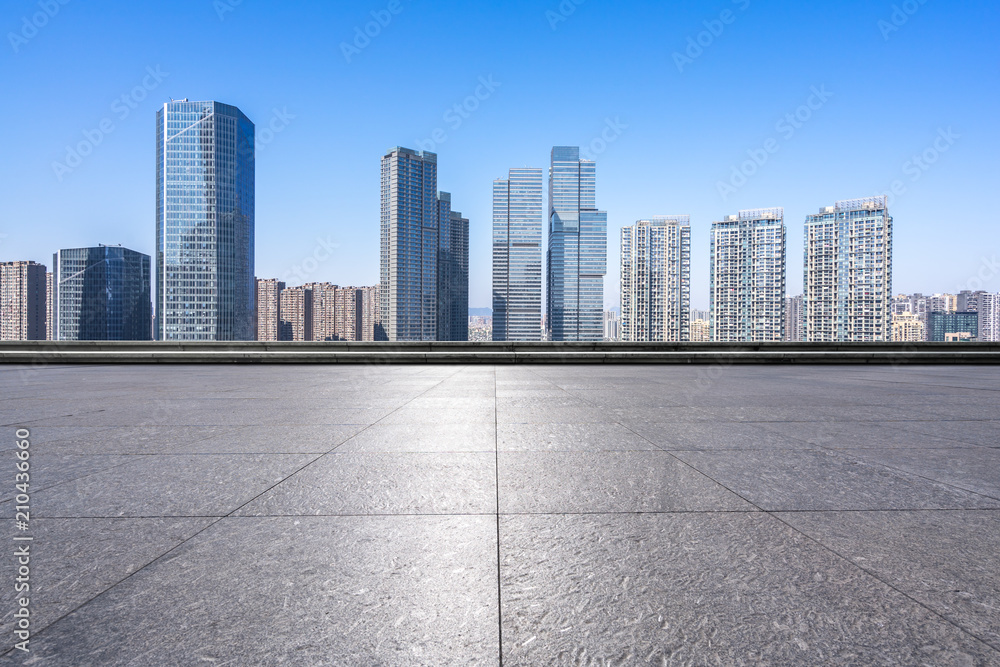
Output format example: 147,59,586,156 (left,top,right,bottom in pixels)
336,423,496,453
498,422,656,452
